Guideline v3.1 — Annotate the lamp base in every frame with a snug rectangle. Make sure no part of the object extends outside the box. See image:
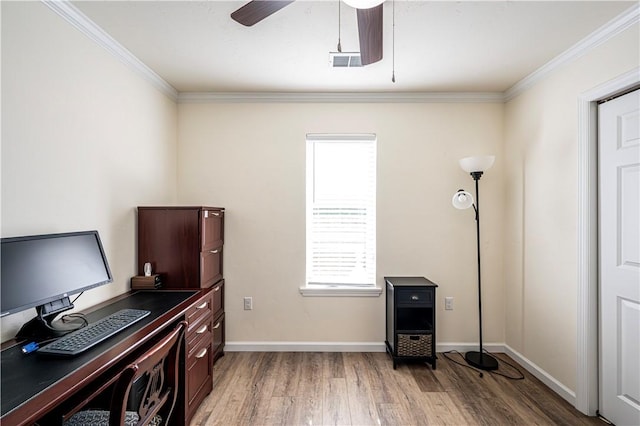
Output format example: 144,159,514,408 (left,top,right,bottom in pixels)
465,351,499,371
